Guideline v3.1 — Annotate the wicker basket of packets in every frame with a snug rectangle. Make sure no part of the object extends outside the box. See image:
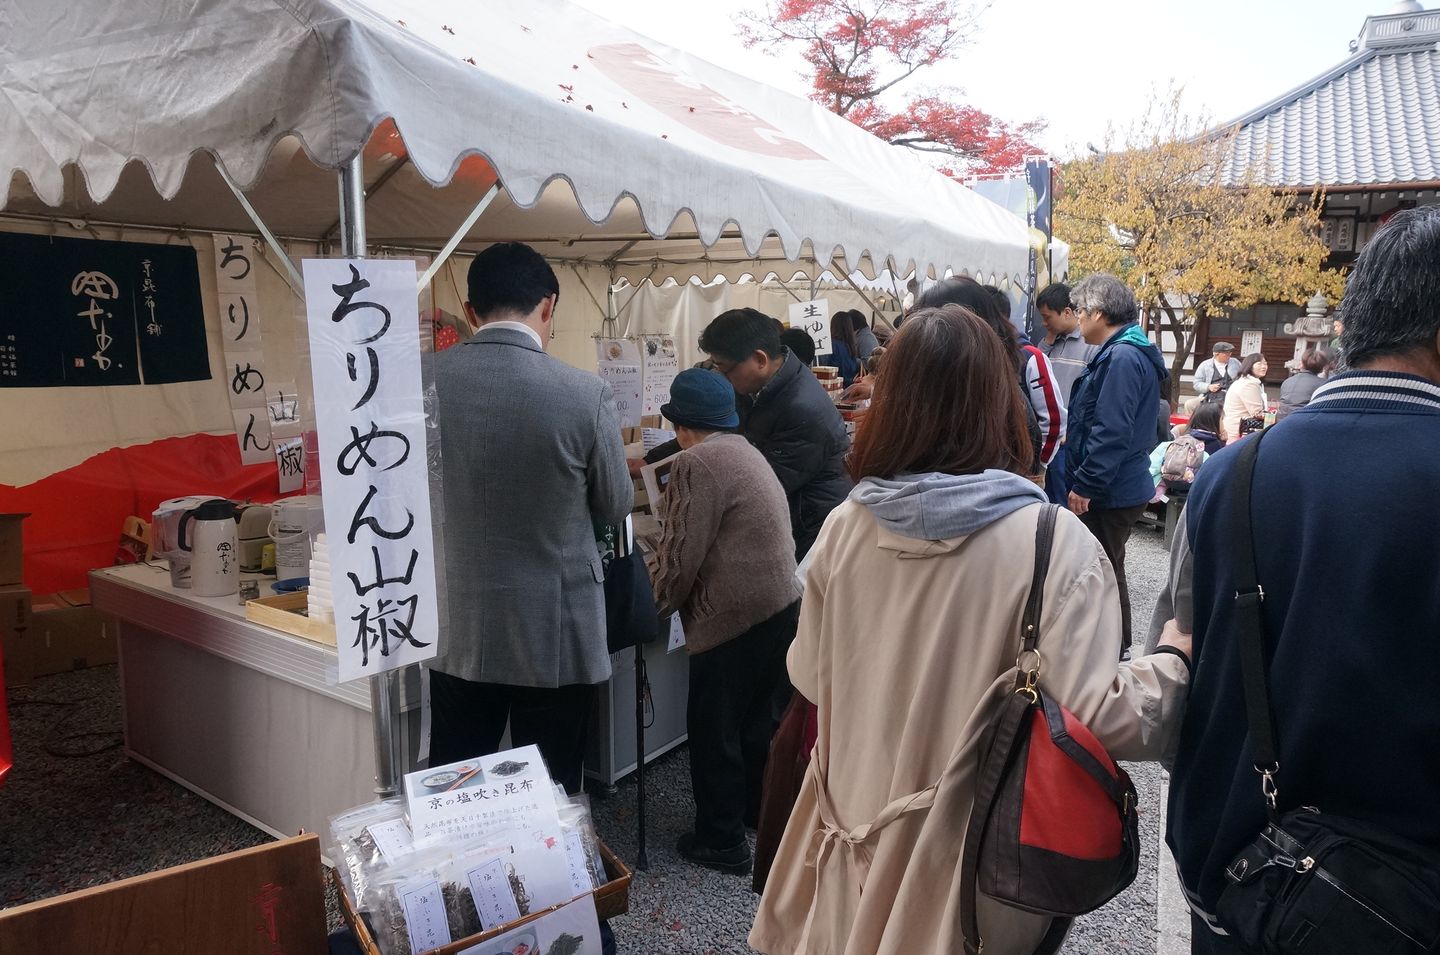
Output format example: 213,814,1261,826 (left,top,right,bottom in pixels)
329,746,630,955
332,841,630,955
